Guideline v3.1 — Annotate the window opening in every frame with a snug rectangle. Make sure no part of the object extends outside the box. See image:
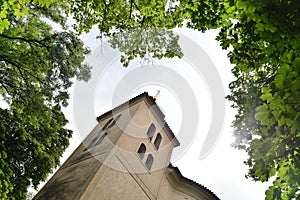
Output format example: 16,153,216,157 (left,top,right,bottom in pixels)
94,132,108,146
154,133,162,149
146,123,155,141
102,114,122,130
86,132,108,150
102,118,114,130
145,154,154,170
86,137,98,149
137,143,146,160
